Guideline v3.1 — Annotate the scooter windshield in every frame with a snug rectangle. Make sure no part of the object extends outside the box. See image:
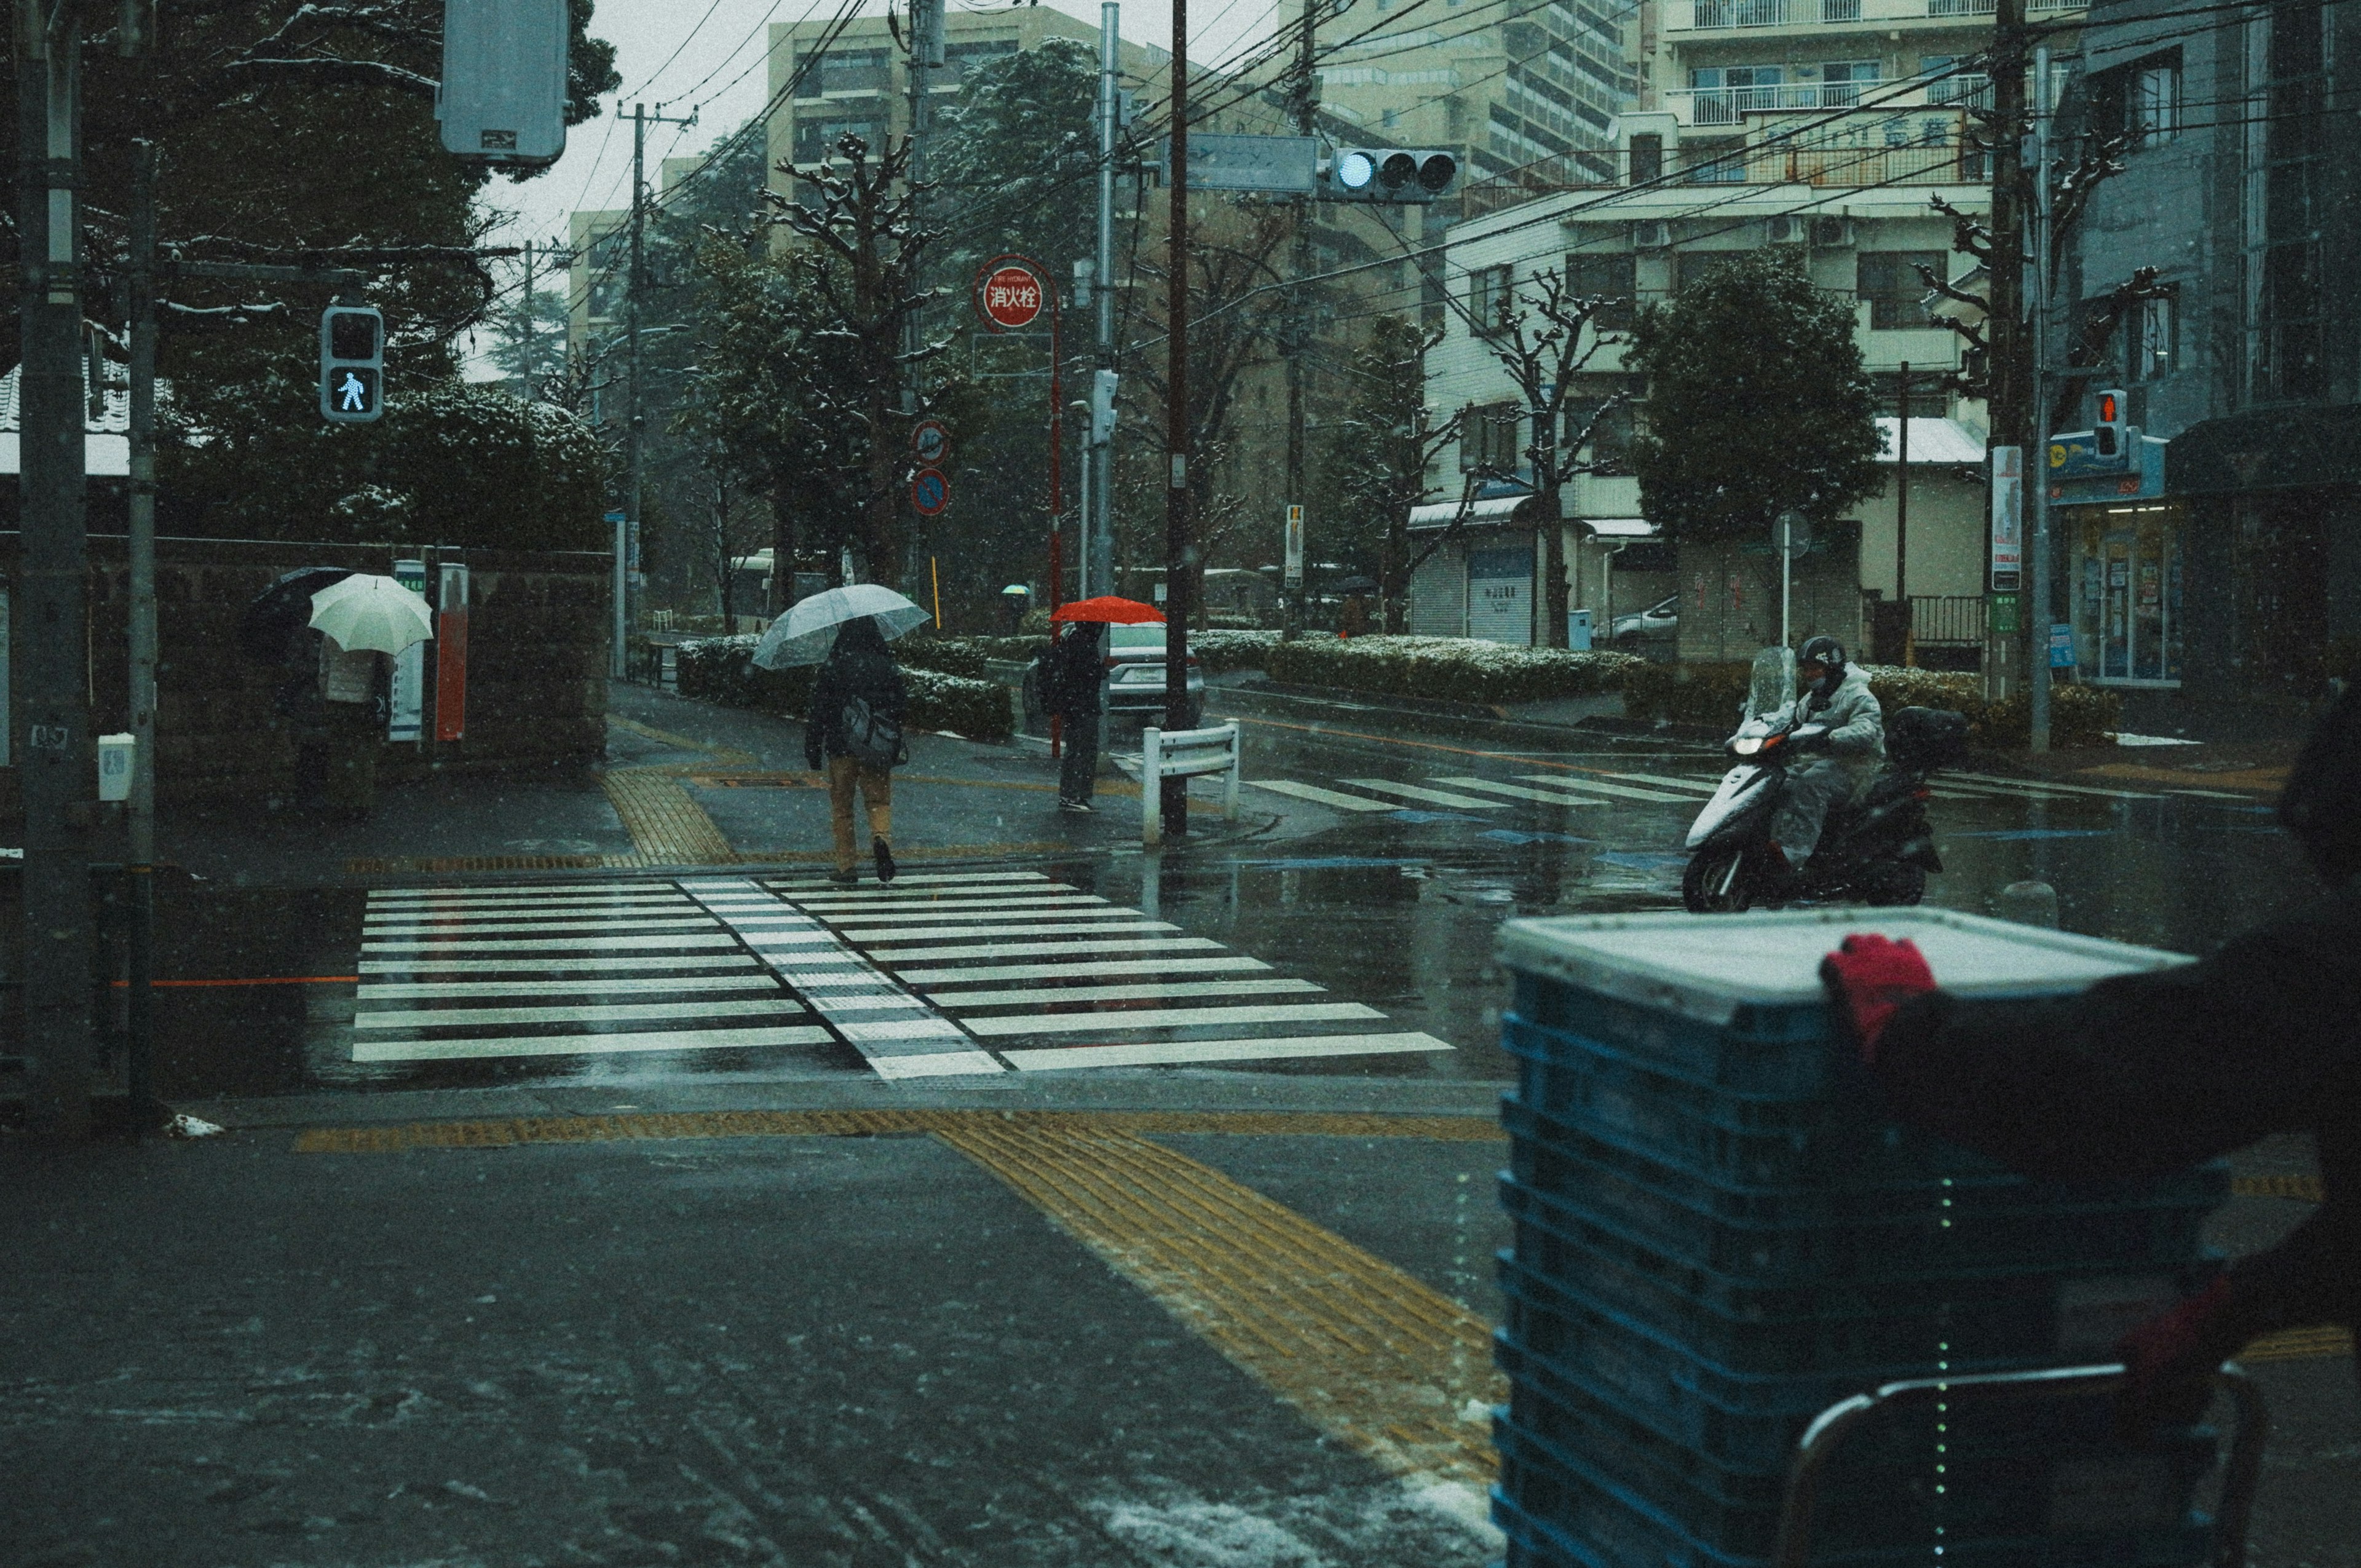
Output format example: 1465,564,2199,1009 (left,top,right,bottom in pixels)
1746,646,1797,722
